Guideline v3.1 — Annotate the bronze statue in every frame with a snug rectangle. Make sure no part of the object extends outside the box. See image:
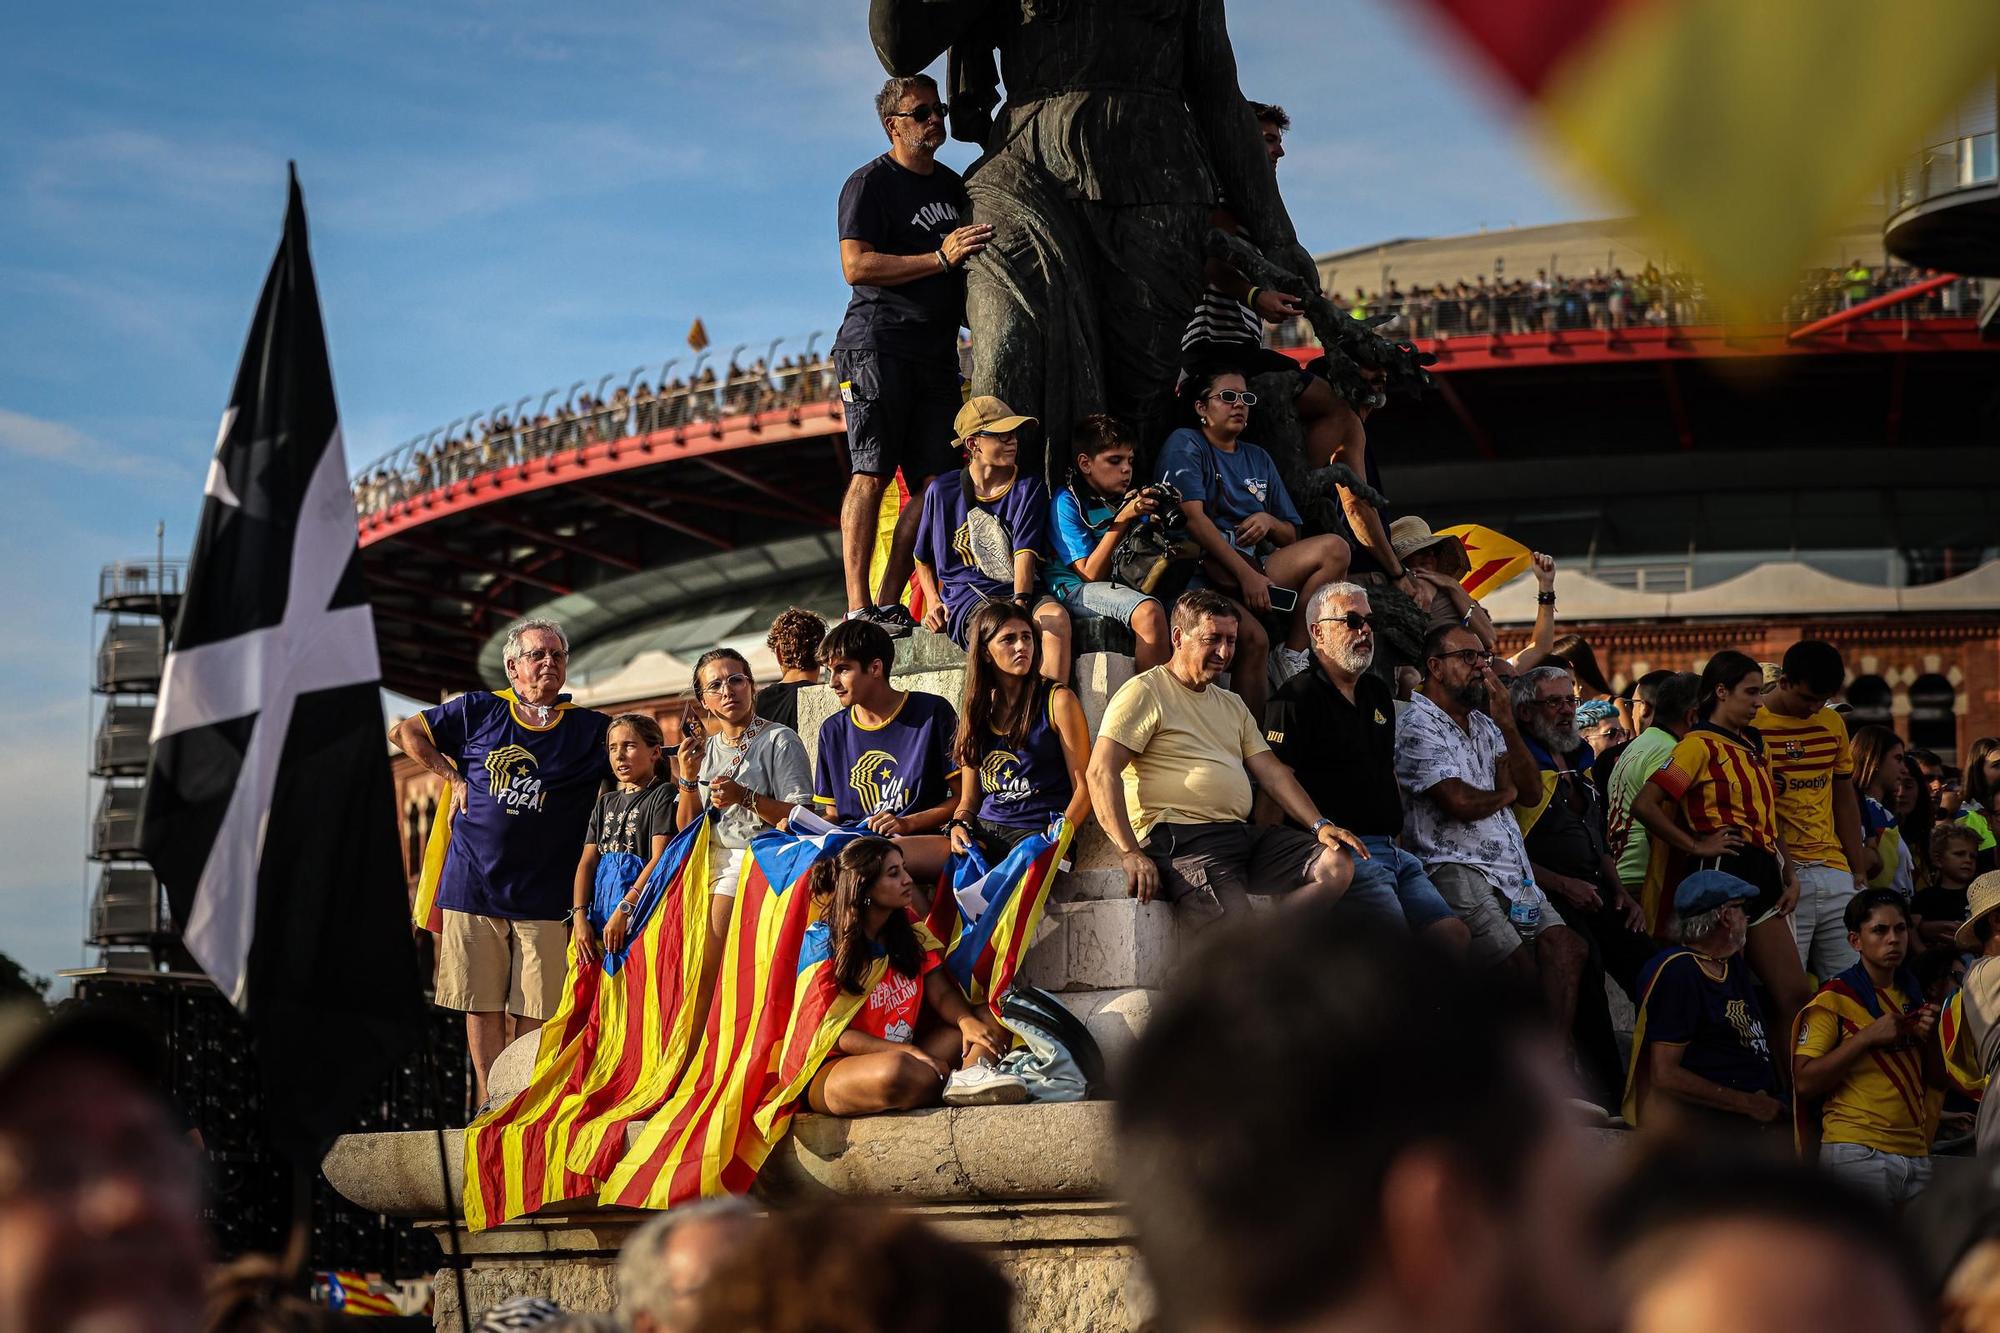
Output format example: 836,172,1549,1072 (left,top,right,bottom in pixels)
869,0,1321,466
